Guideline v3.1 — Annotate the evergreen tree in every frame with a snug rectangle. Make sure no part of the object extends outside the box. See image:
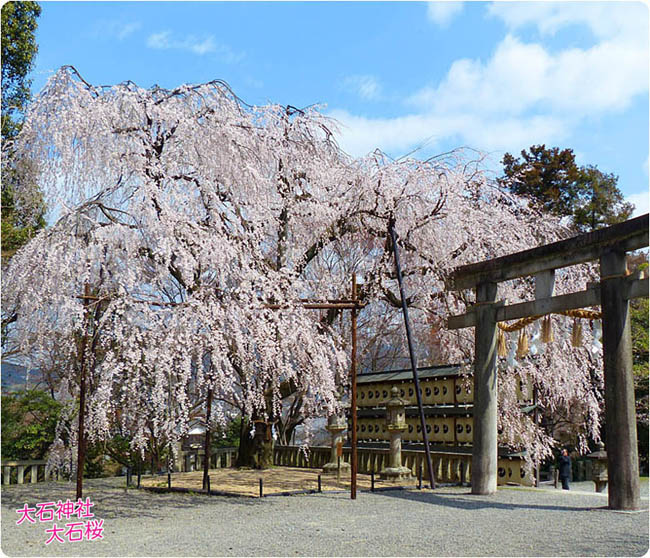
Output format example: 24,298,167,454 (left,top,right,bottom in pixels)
573,165,634,231
2,1,41,140
1,1,45,260
1,389,62,460
500,144,633,232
